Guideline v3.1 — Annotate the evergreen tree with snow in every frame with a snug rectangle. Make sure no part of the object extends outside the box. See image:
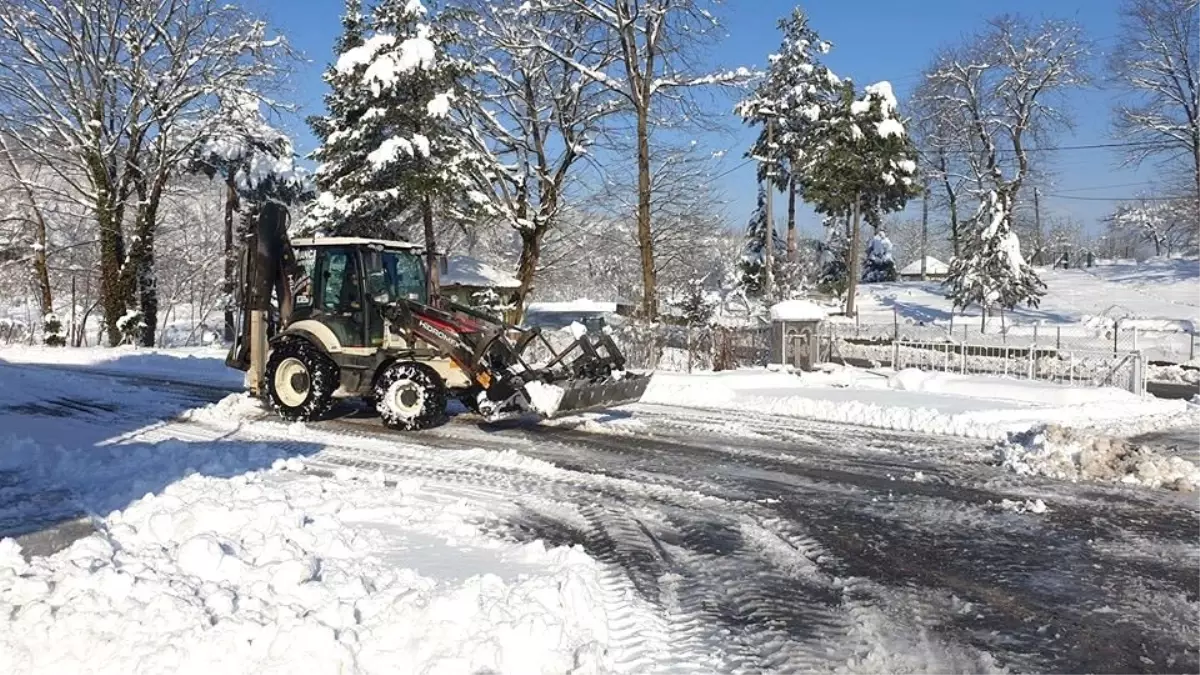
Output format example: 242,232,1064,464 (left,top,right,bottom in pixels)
307,0,476,297
671,277,718,327
943,191,1046,326
736,186,786,298
736,9,838,262
799,79,920,313
816,217,849,299
861,230,897,282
